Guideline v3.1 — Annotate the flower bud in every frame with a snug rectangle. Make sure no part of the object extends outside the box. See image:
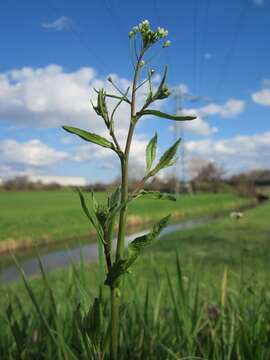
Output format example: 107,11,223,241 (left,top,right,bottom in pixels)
163,40,171,48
